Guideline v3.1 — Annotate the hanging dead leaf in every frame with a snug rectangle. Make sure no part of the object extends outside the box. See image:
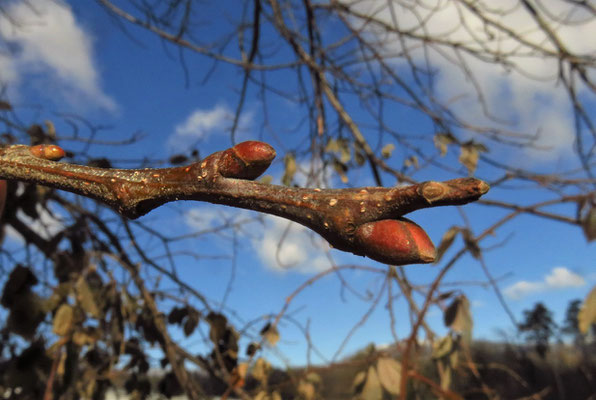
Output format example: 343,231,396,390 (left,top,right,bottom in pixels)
440,362,452,391
325,138,340,153
403,155,419,169
444,295,473,343
582,206,596,242
354,141,366,166
436,291,457,302
1,265,38,307
435,226,460,263
246,342,260,356
352,370,367,394
376,356,401,395
75,276,101,318
282,153,297,186
43,283,72,313
432,335,454,359
252,357,271,383
449,346,460,369
333,159,349,183
381,143,395,159
183,307,200,337
360,365,383,400
53,304,74,336
297,380,316,400
167,306,188,325
433,132,456,156
459,141,487,175
260,322,280,346
578,285,596,334
462,229,481,259
44,120,56,140
206,312,228,344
